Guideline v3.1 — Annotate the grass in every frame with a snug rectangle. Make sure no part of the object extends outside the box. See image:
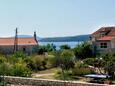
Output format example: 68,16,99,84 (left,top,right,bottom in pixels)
37,68,58,74
32,67,93,82
32,68,59,79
